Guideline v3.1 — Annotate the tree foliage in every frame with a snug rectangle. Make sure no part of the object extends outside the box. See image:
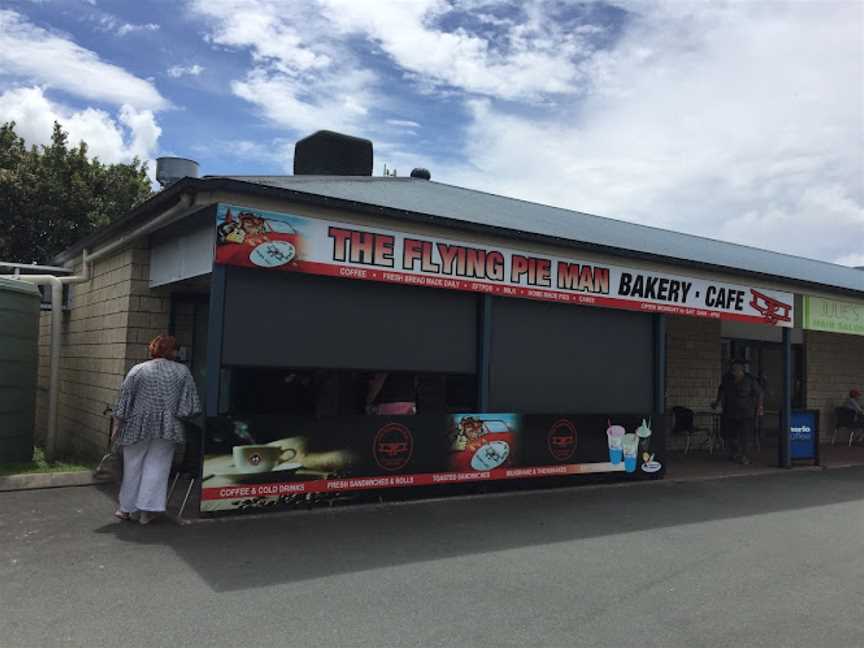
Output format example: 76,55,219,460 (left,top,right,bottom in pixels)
0,121,153,264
